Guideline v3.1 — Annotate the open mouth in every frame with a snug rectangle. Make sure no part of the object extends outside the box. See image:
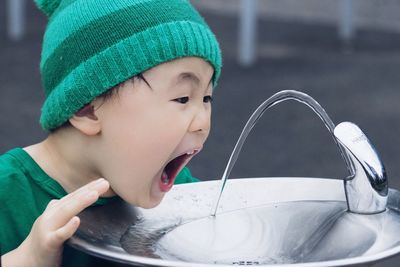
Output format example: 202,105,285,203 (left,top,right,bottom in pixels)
159,149,200,192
